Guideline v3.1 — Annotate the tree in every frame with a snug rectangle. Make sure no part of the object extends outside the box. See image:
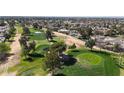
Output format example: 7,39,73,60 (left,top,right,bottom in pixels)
86,27,93,36
0,20,6,26
4,25,16,42
8,20,16,36
78,27,93,39
33,23,39,29
117,24,124,35
22,27,30,35
113,43,121,52
19,36,30,59
46,29,53,41
4,33,11,42
0,43,10,61
44,49,61,75
39,25,42,30
19,36,29,46
29,40,36,52
78,28,87,39
50,42,66,54
85,38,95,50
21,45,30,59
19,36,36,59
69,43,76,49
8,19,15,27
9,27,16,36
